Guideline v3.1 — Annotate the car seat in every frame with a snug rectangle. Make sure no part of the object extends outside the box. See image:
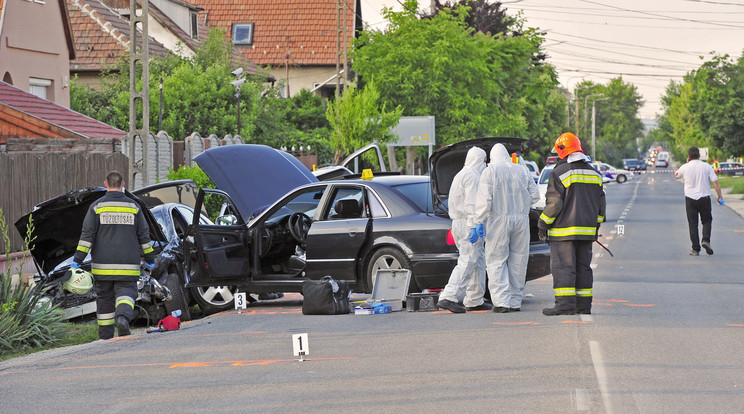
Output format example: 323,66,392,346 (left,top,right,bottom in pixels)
332,199,362,219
